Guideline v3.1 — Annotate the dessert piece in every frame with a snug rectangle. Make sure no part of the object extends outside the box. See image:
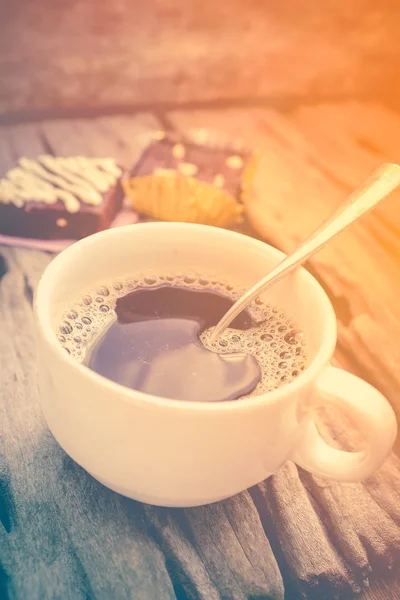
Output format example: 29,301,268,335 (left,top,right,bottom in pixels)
0,156,124,240
123,132,257,228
